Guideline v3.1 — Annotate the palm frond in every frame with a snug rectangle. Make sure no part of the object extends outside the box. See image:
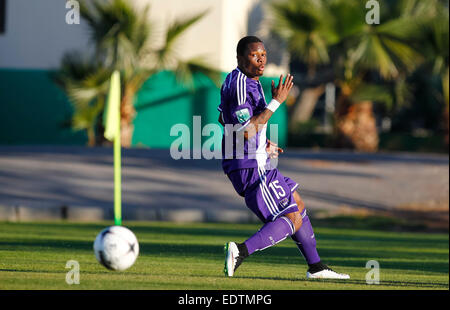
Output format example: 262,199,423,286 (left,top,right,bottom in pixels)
54,51,111,131
381,36,423,74
326,0,366,40
80,0,151,69
349,83,394,110
166,11,207,48
270,0,339,69
71,96,105,131
154,11,208,71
